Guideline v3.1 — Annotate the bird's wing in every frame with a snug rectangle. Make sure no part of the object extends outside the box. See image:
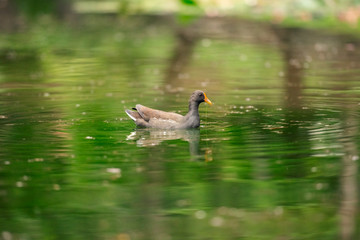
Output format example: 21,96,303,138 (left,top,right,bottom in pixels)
135,104,184,122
